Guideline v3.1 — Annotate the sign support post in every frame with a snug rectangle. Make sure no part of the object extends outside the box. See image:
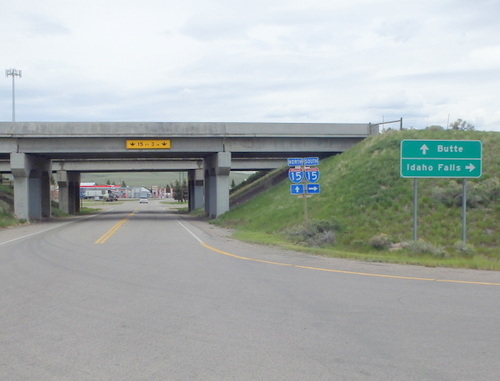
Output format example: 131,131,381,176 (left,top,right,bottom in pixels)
303,189,308,223
401,140,482,244
462,179,467,244
413,179,418,241
288,157,320,224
